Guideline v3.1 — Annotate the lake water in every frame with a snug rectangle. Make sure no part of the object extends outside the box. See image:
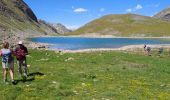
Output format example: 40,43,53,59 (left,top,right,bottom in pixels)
31,37,170,50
